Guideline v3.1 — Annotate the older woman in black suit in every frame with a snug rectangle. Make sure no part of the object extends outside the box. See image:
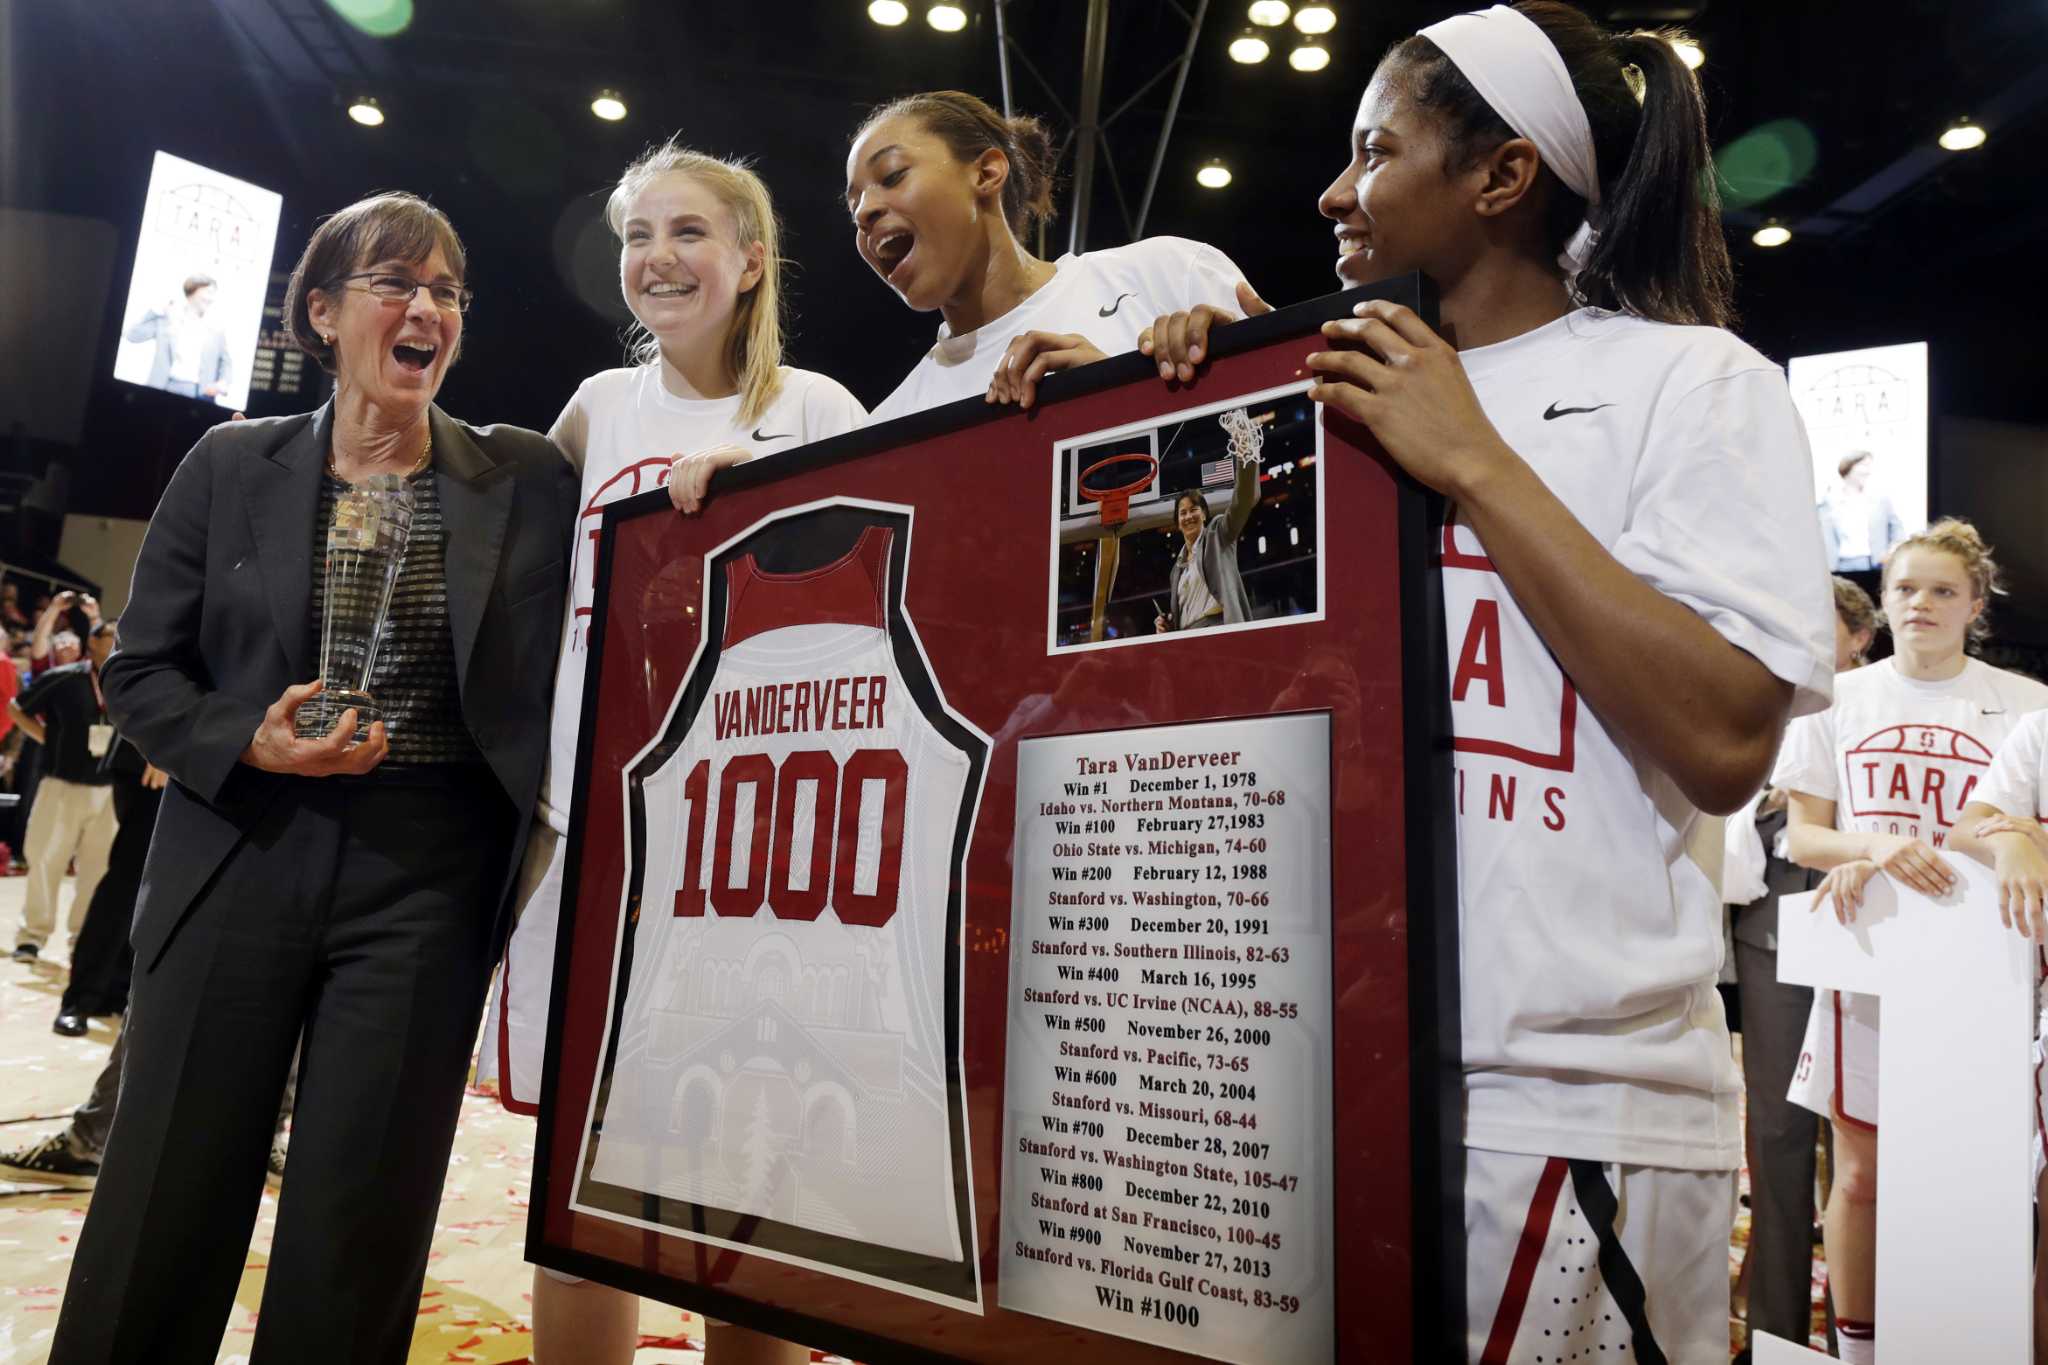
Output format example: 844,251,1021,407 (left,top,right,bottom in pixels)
53,192,575,1365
